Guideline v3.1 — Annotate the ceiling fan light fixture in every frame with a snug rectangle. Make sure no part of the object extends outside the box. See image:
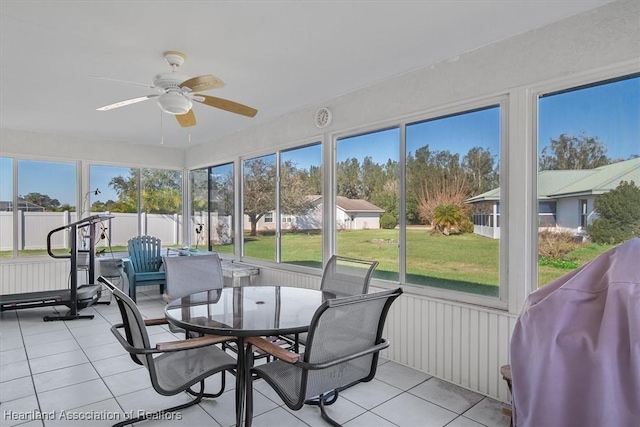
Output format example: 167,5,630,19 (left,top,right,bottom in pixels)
157,92,192,115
